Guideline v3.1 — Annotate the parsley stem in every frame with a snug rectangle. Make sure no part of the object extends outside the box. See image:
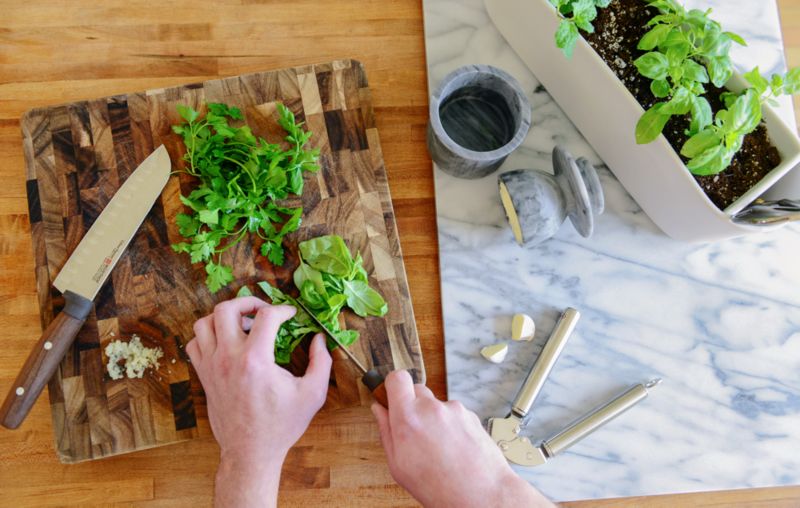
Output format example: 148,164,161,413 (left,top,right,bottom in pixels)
220,156,258,192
